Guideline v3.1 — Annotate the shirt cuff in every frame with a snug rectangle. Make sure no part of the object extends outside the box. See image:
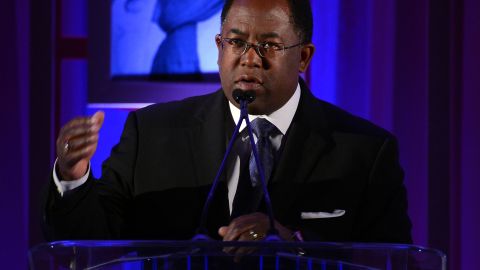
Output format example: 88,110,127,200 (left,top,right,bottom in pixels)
53,158,90,196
